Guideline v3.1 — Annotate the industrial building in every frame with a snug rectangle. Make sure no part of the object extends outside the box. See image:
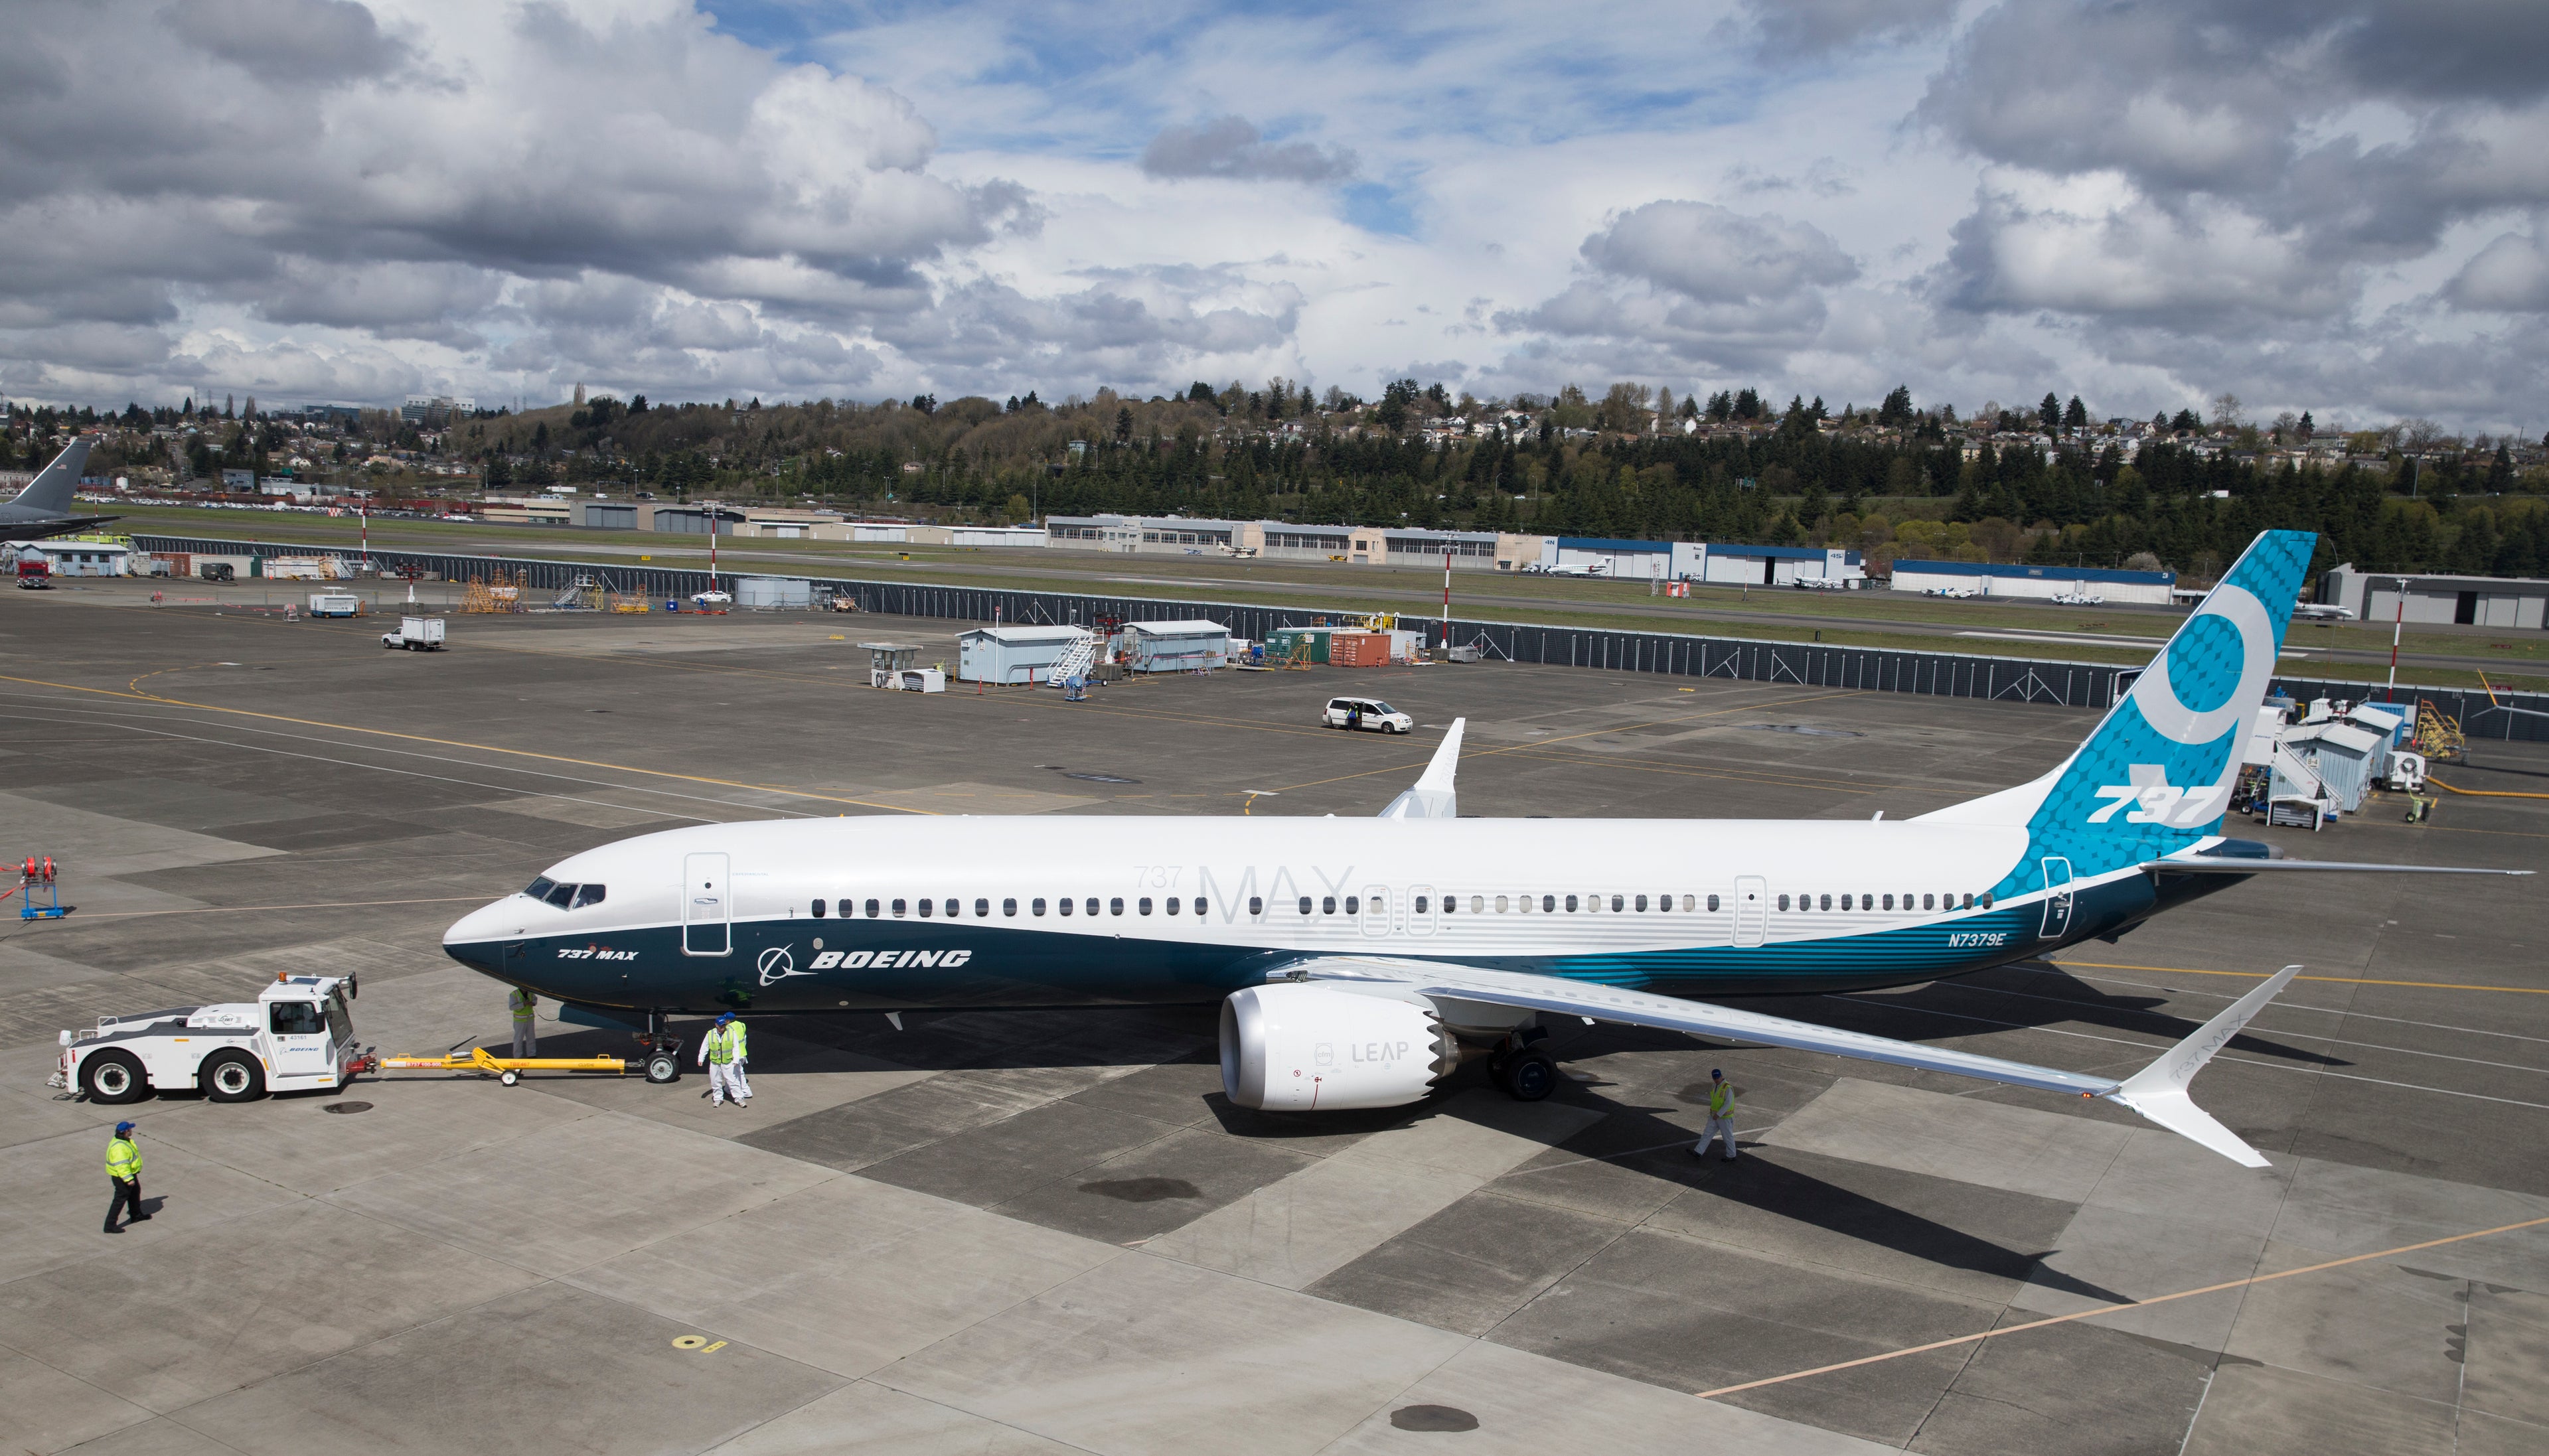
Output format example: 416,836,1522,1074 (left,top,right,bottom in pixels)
1116,619,1231,672
3,538,134,575
955,624,1091,684
1889,559,2177,604
2318,564,2549,628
